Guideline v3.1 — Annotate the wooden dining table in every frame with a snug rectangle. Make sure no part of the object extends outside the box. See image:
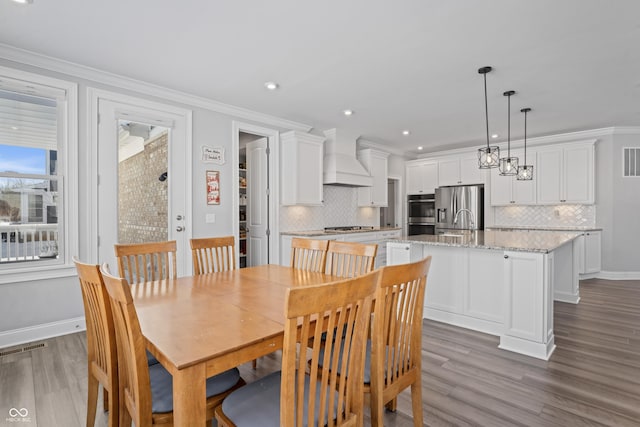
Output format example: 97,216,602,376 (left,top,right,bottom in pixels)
130,264,340,426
